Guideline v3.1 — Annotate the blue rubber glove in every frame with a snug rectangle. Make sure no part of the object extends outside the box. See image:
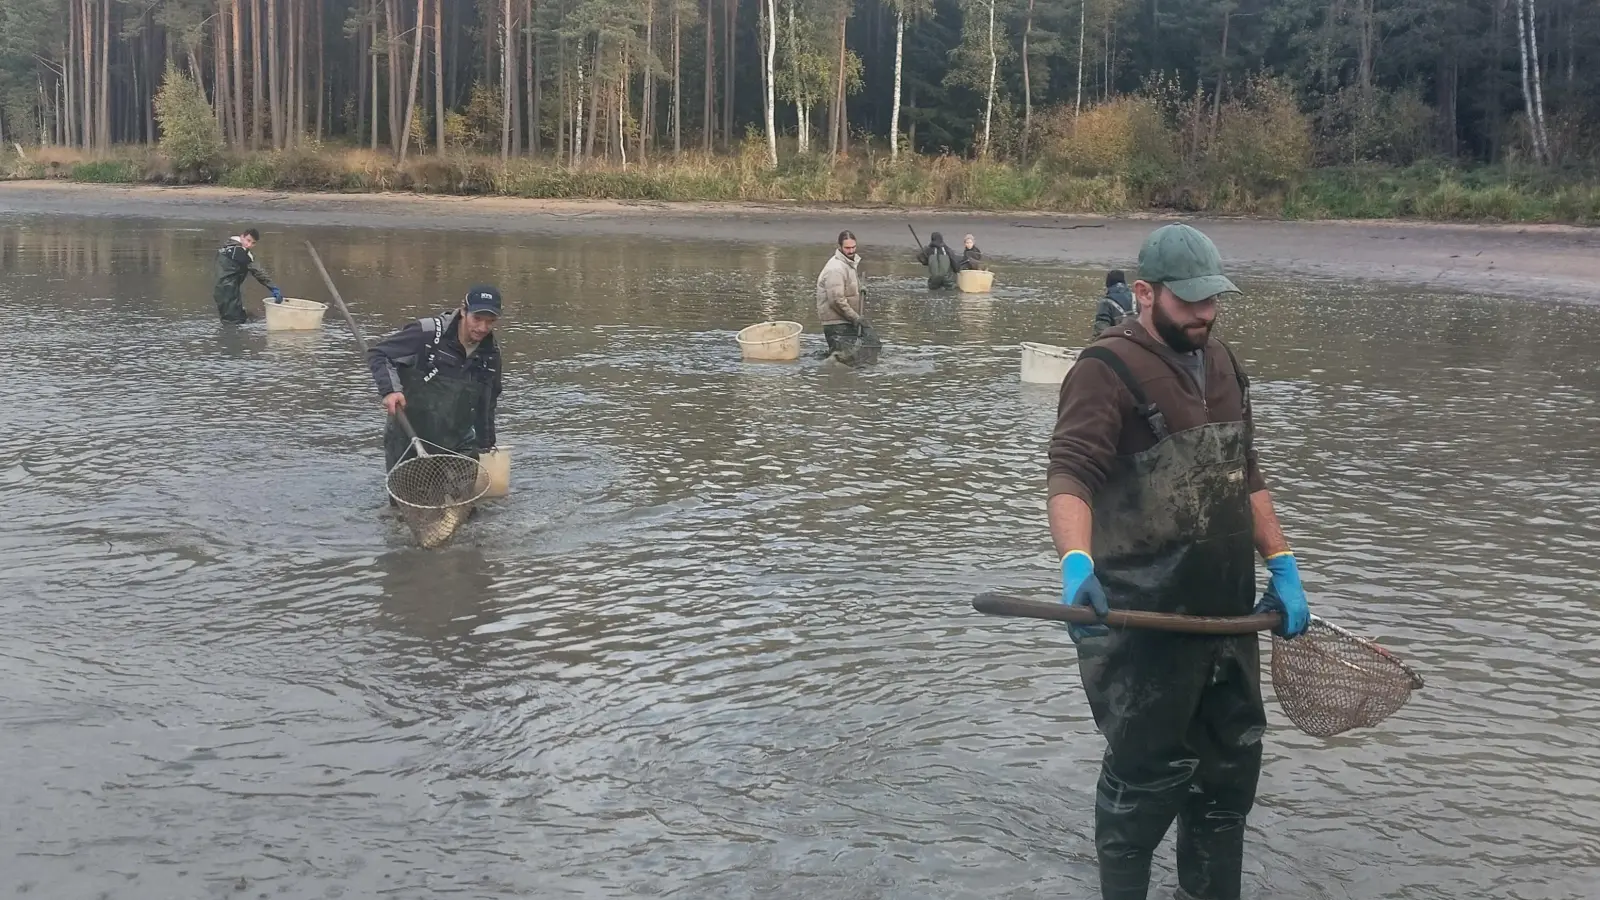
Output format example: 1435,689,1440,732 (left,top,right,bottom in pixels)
270,287,284,303
1253,552,1311,638
1061,550,1110,643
